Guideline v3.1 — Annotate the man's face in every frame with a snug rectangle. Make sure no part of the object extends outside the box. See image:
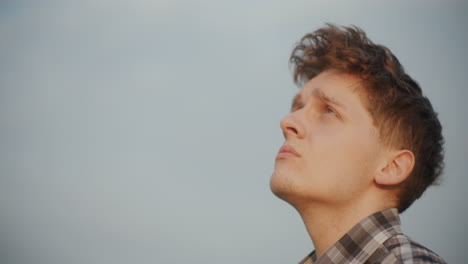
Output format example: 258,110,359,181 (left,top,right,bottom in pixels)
270,71,384,207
